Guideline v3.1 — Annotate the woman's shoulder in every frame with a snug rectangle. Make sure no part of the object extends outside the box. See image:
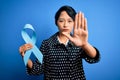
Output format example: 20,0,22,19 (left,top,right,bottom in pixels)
41,32,58,45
